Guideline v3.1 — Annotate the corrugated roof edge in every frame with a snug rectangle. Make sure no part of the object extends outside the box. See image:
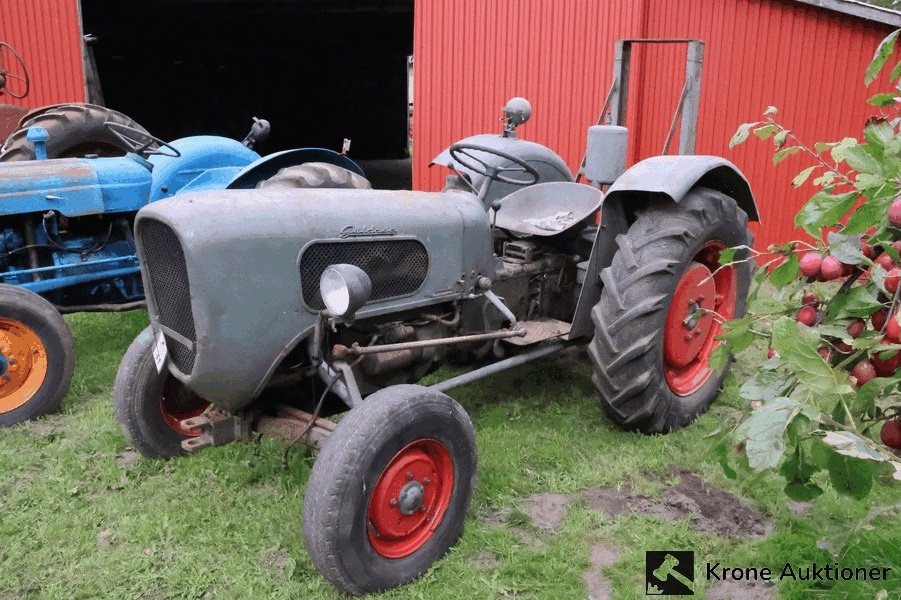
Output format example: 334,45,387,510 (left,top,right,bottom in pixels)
794,0,901,26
